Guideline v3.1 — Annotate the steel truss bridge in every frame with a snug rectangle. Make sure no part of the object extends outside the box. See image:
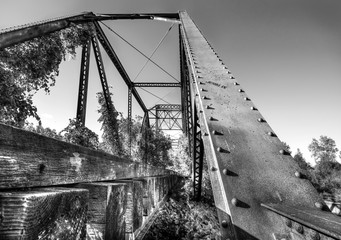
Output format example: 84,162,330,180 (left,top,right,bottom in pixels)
0,11,340,240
